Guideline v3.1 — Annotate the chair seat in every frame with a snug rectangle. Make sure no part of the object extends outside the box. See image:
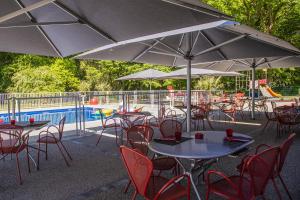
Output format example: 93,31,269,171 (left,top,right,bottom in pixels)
152,157,177,171
222,109,235,113
146,176,187,200
209,175,253,200
103,123,121,128
0,139,25,153
37,136,59,144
